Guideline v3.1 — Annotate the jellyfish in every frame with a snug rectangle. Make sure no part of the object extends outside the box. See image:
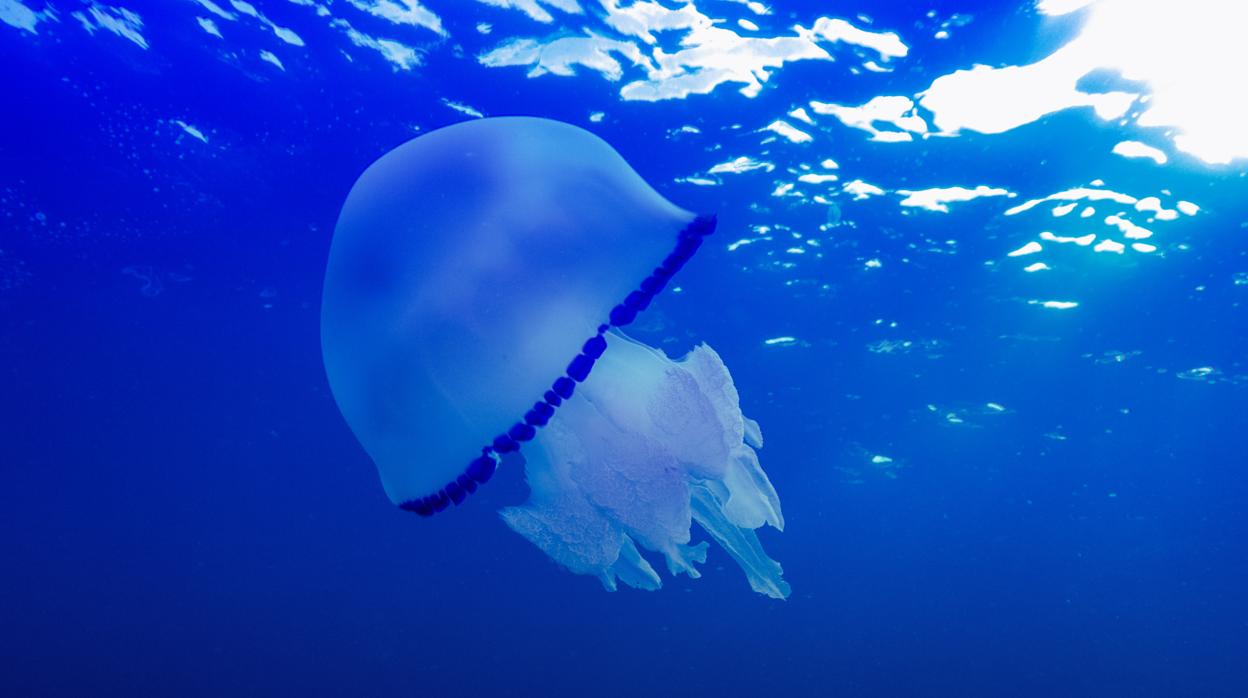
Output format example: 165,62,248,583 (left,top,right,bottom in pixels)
825,200,842,228
321,117,789,598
